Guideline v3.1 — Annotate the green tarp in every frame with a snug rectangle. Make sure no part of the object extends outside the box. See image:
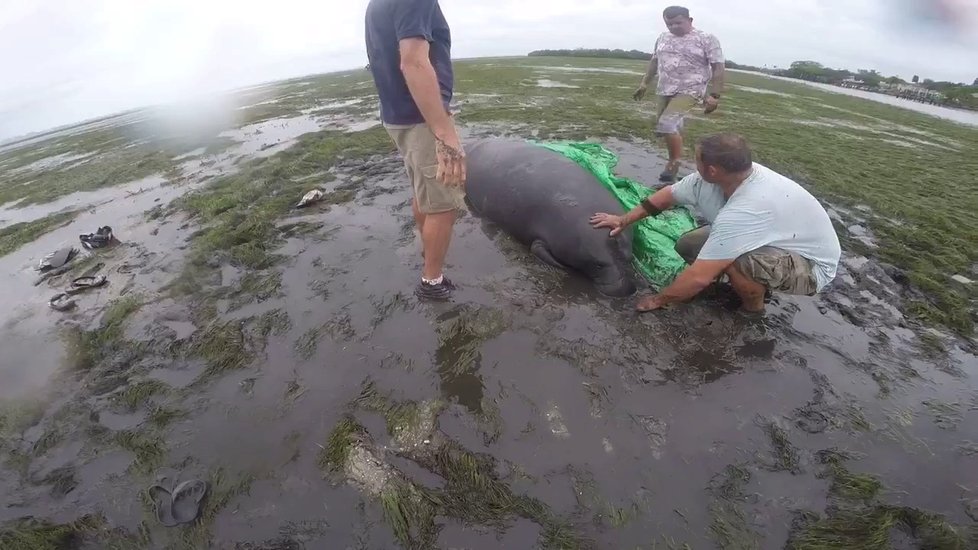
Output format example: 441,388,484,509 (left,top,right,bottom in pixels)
531,141,697,289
